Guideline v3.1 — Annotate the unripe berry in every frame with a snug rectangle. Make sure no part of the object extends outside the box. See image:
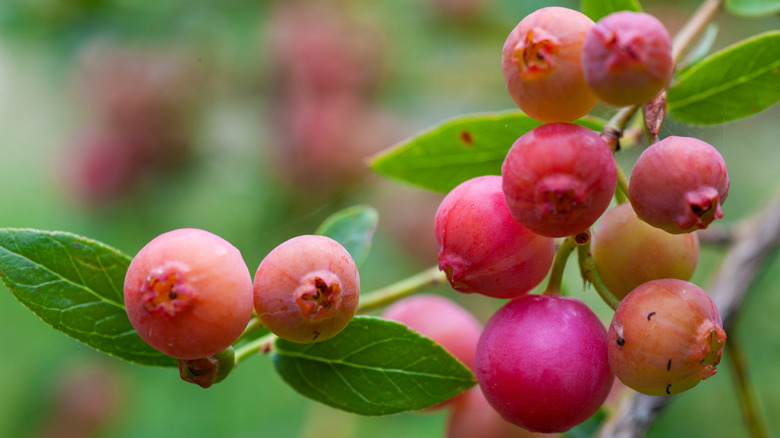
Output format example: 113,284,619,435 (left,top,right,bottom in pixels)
435,176,555,299
608,279,727,396
178,347,235,389
592,202,700,300
475,295,614,433
502,7,598,122
124,229,254,360
254,235,359,343
582,11,673,106
629,136,729,234
502,123,617,238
